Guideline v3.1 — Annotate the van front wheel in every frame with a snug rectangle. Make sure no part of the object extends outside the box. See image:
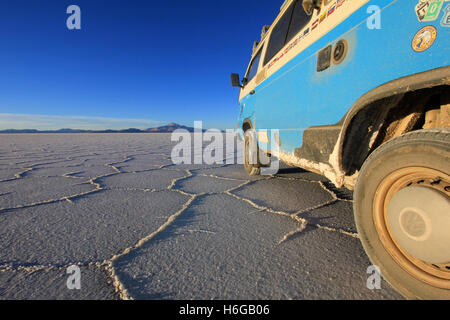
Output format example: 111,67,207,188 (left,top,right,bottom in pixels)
354,130,450,299
243,130,261,176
